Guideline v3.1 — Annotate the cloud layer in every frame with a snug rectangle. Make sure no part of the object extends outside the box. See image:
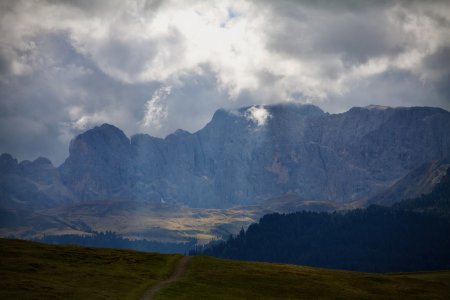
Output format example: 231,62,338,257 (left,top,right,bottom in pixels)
1,0,450,164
